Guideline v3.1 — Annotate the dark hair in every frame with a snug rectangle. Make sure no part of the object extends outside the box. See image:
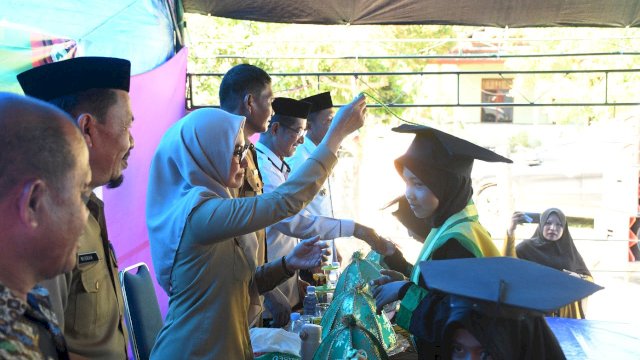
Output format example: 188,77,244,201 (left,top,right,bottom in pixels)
269,114,302,128
219,64,271,111
0,99,76,199
48,88,118,123
383,195,431,241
